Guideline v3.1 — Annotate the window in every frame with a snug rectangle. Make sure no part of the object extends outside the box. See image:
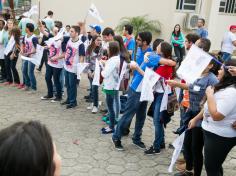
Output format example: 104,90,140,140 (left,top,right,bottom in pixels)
176,0,197,11
2,0,31,16
219,0,236,14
